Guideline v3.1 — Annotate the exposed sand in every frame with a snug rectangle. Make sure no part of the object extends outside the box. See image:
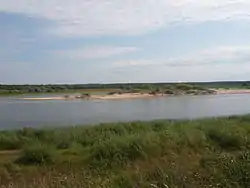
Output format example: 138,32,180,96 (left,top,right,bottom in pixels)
21,93,155,101
91,93,155,100
22,97,65,100
215,89,250,95
21,89,250,101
